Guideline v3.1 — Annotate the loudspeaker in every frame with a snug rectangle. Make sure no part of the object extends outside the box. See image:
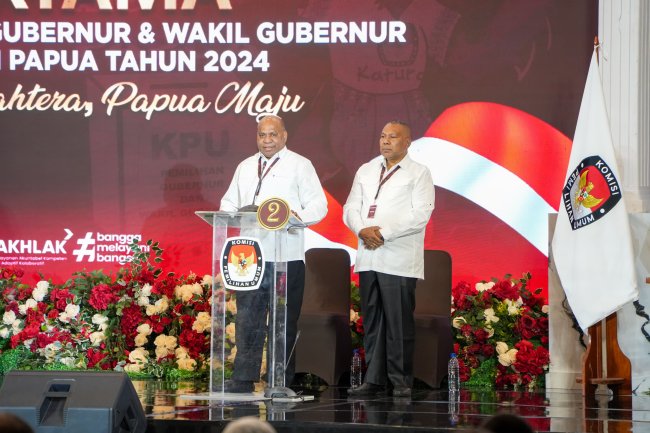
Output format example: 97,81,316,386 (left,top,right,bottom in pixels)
0,371,146,433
